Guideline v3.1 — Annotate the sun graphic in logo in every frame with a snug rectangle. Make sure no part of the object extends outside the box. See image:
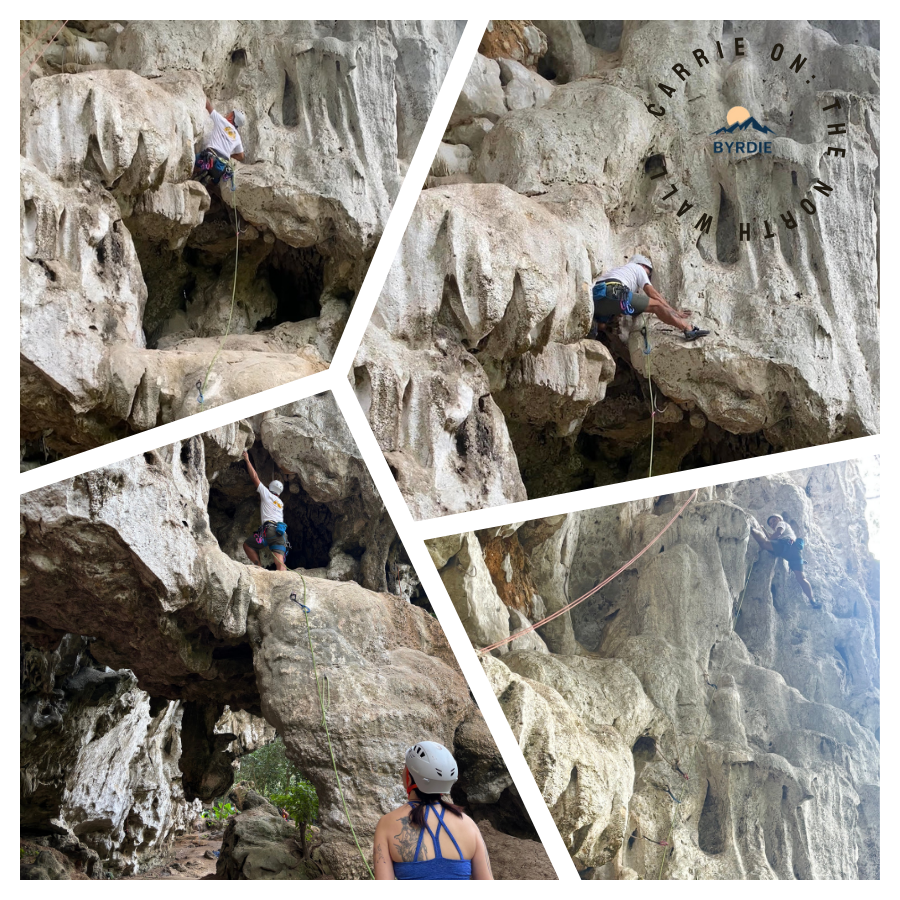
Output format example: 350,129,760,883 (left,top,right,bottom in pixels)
726,106,751,126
